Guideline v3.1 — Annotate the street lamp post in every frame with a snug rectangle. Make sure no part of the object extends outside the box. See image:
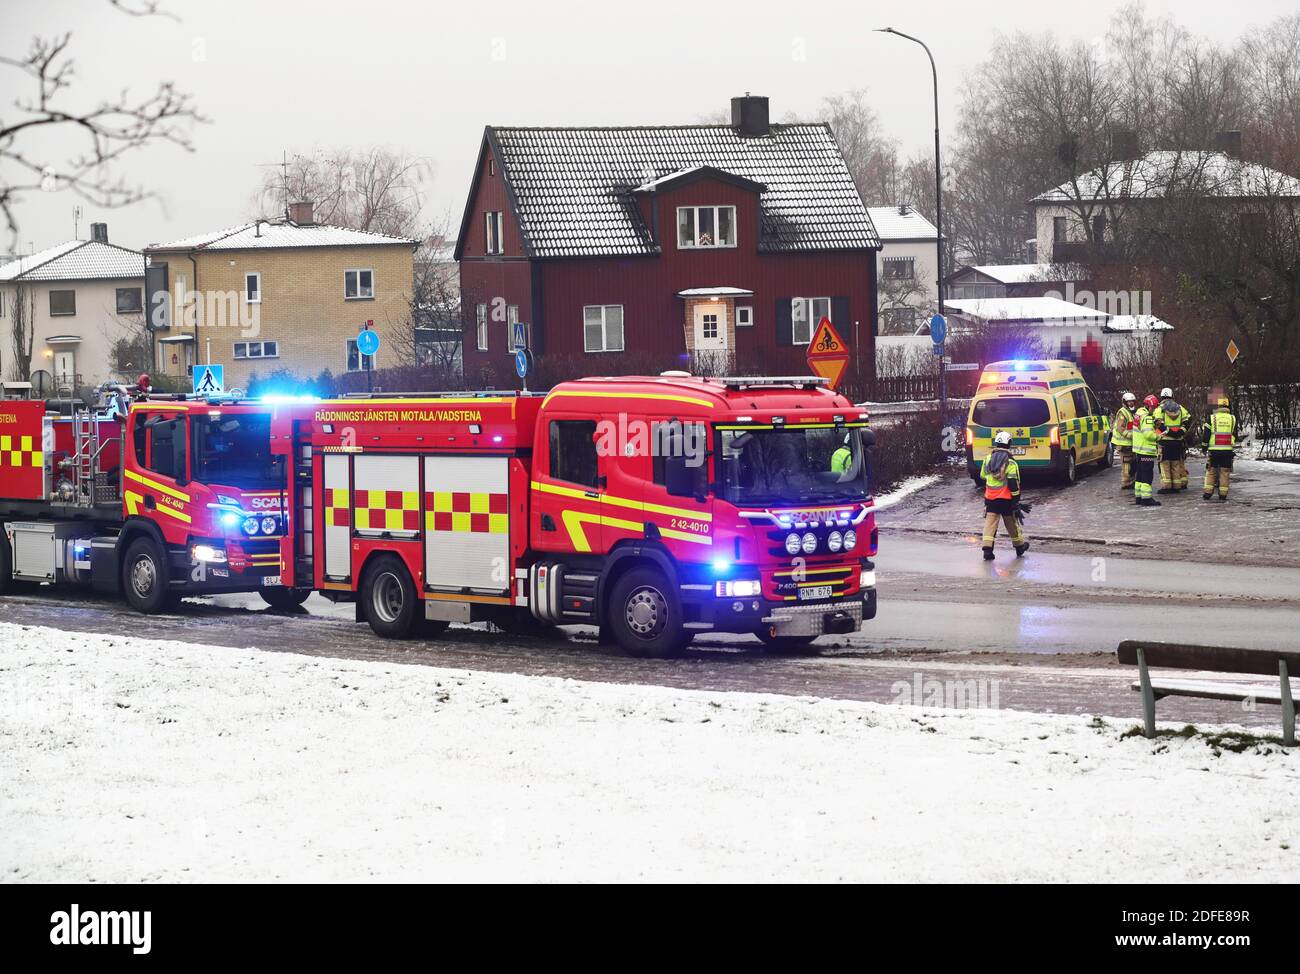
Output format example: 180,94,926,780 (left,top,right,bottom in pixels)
876,26,946,414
